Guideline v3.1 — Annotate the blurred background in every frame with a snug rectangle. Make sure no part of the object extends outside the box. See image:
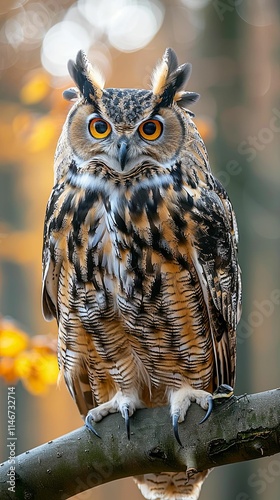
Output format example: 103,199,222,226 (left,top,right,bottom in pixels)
0,0,280,499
